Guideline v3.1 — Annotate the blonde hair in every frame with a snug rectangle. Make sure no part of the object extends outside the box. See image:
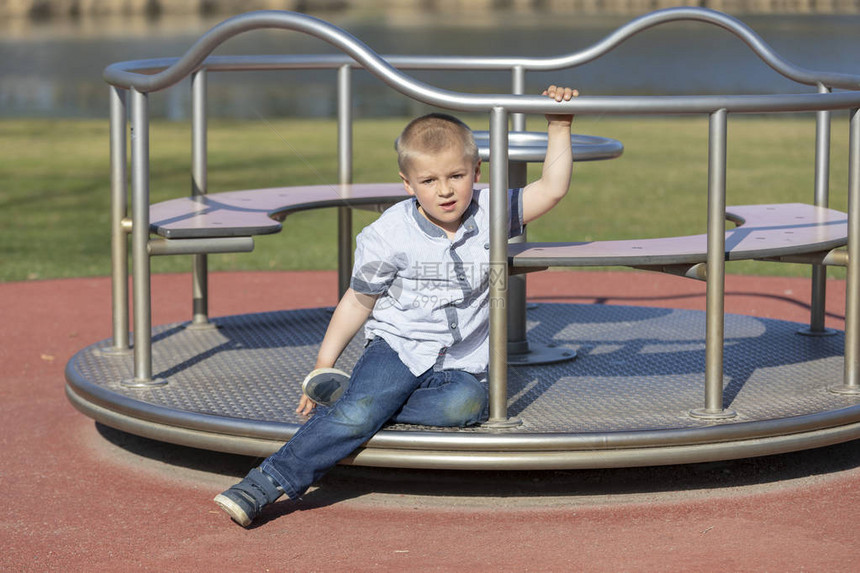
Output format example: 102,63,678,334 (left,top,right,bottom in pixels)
395,113,479,173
